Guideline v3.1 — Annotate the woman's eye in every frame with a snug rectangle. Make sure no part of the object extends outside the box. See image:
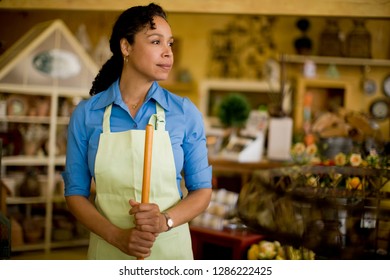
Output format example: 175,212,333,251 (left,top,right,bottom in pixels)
152,40,160,45
168,41,174,47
